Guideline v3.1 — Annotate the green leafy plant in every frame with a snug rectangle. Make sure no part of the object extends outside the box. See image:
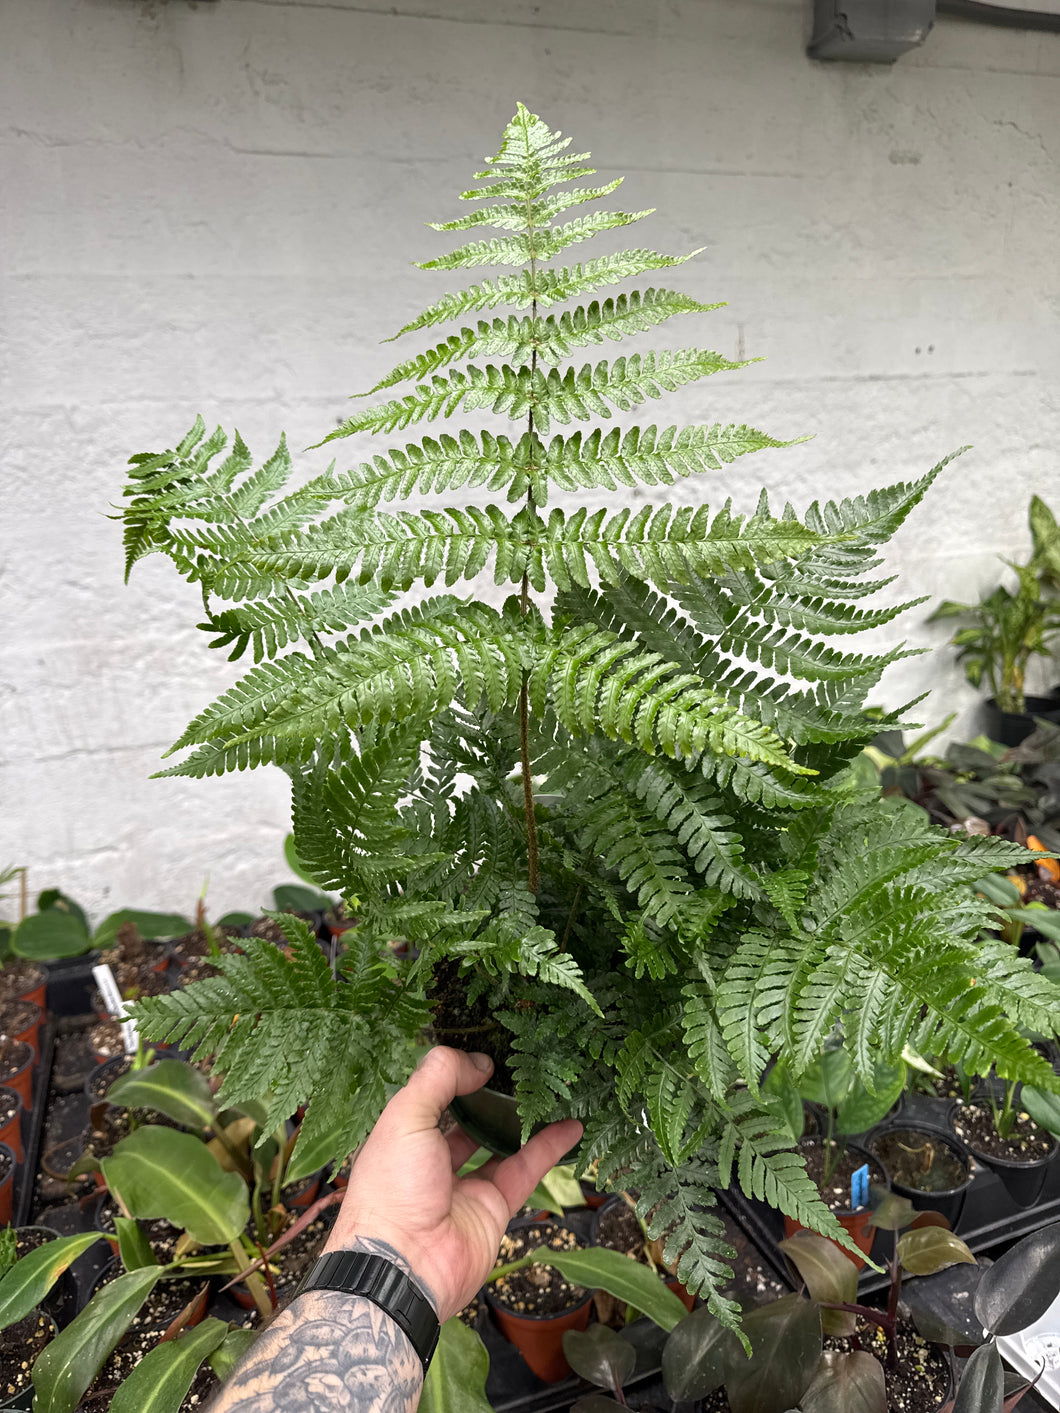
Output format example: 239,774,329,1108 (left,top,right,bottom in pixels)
929,495,1060,715
116,105,1060,1330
